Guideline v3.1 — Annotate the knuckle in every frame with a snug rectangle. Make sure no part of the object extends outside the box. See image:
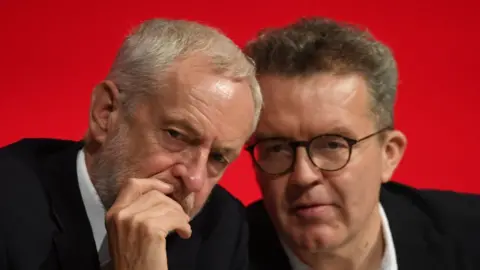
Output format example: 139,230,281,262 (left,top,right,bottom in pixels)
138,219,156,236
114,208,130,223
130,213,143,229
105,209,116,222
157,229,168,240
